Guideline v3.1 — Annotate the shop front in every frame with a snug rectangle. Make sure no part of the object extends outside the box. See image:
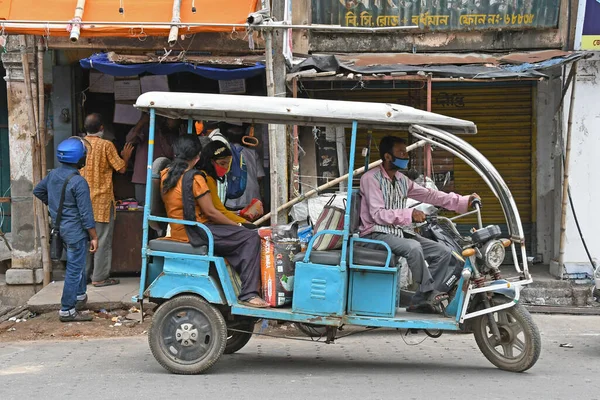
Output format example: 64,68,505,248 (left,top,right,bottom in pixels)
0,0,269,286
60,52,269,273
291,51,584,265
